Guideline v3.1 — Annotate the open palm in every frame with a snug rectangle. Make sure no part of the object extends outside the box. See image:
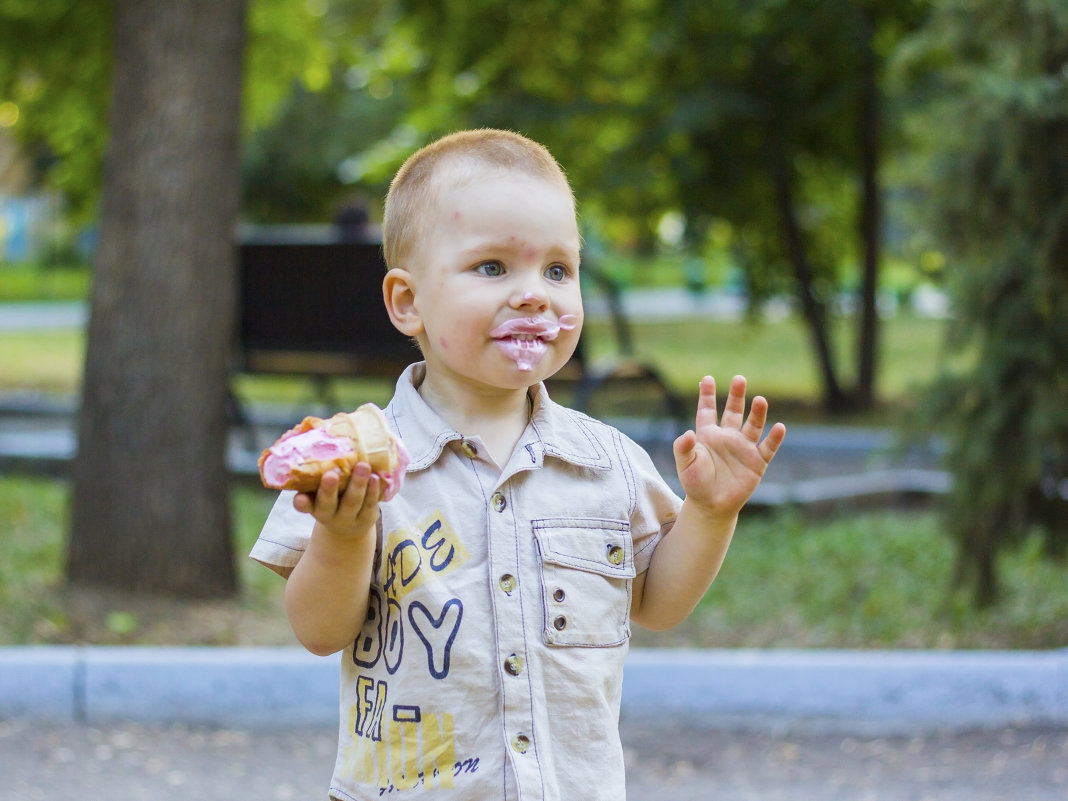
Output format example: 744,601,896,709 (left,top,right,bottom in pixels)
673,375,786,517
